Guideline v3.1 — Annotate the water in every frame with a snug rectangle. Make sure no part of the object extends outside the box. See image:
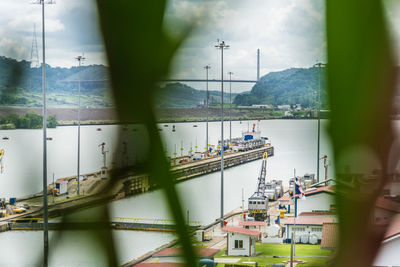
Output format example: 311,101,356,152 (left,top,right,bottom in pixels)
0,119,333,266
